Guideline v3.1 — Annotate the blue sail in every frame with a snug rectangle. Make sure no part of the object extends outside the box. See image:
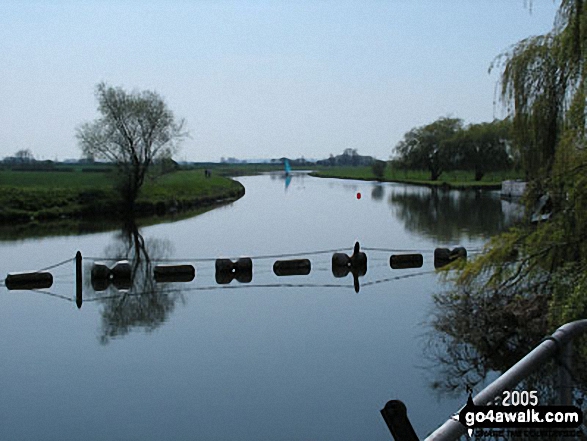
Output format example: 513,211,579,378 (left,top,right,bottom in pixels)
284,158,291,176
